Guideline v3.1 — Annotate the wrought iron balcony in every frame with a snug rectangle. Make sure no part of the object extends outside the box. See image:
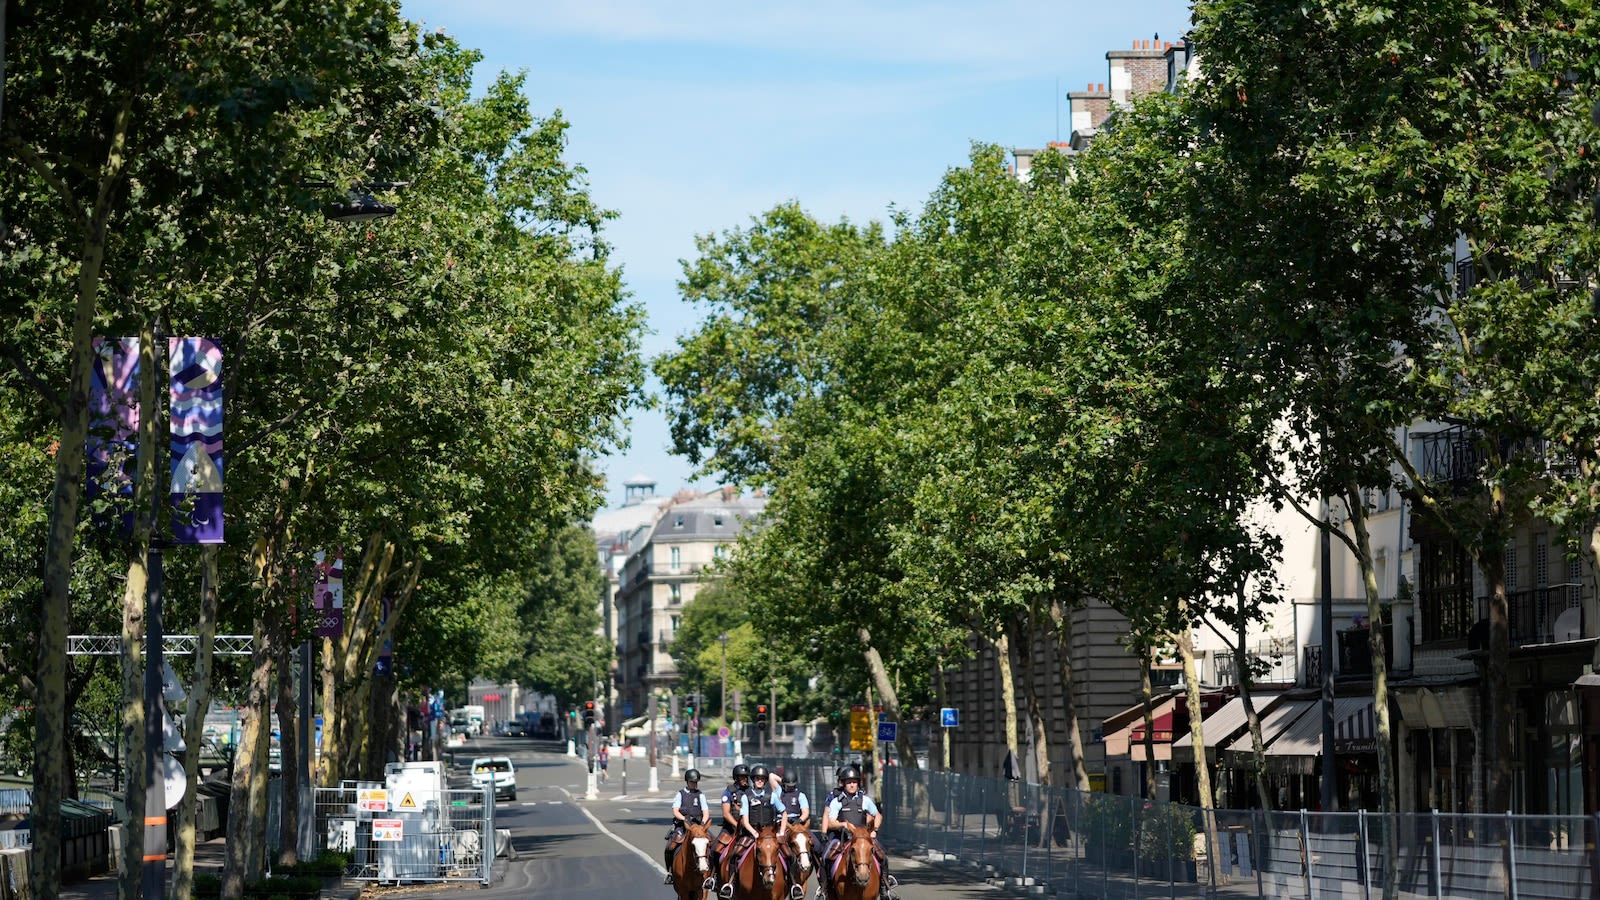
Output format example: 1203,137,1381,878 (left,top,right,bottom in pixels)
1507,584,1585,646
